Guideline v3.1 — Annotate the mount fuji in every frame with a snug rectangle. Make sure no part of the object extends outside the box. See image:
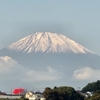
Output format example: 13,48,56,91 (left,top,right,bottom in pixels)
0,32,100,90
7,32,92,54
